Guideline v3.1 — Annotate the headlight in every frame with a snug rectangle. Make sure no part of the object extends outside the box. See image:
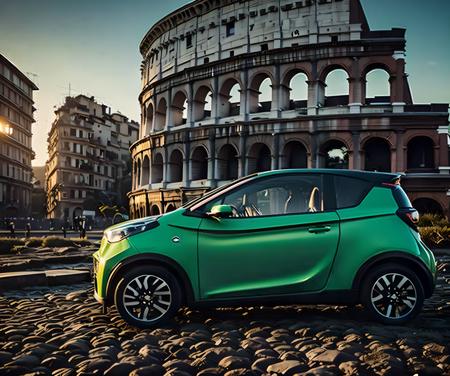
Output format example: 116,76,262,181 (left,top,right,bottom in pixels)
105,217,160,243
